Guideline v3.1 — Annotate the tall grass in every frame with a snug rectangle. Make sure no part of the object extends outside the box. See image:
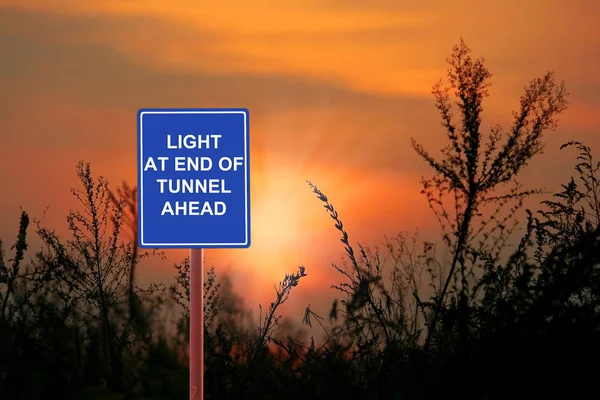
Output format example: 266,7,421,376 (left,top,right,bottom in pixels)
0,40,597,400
